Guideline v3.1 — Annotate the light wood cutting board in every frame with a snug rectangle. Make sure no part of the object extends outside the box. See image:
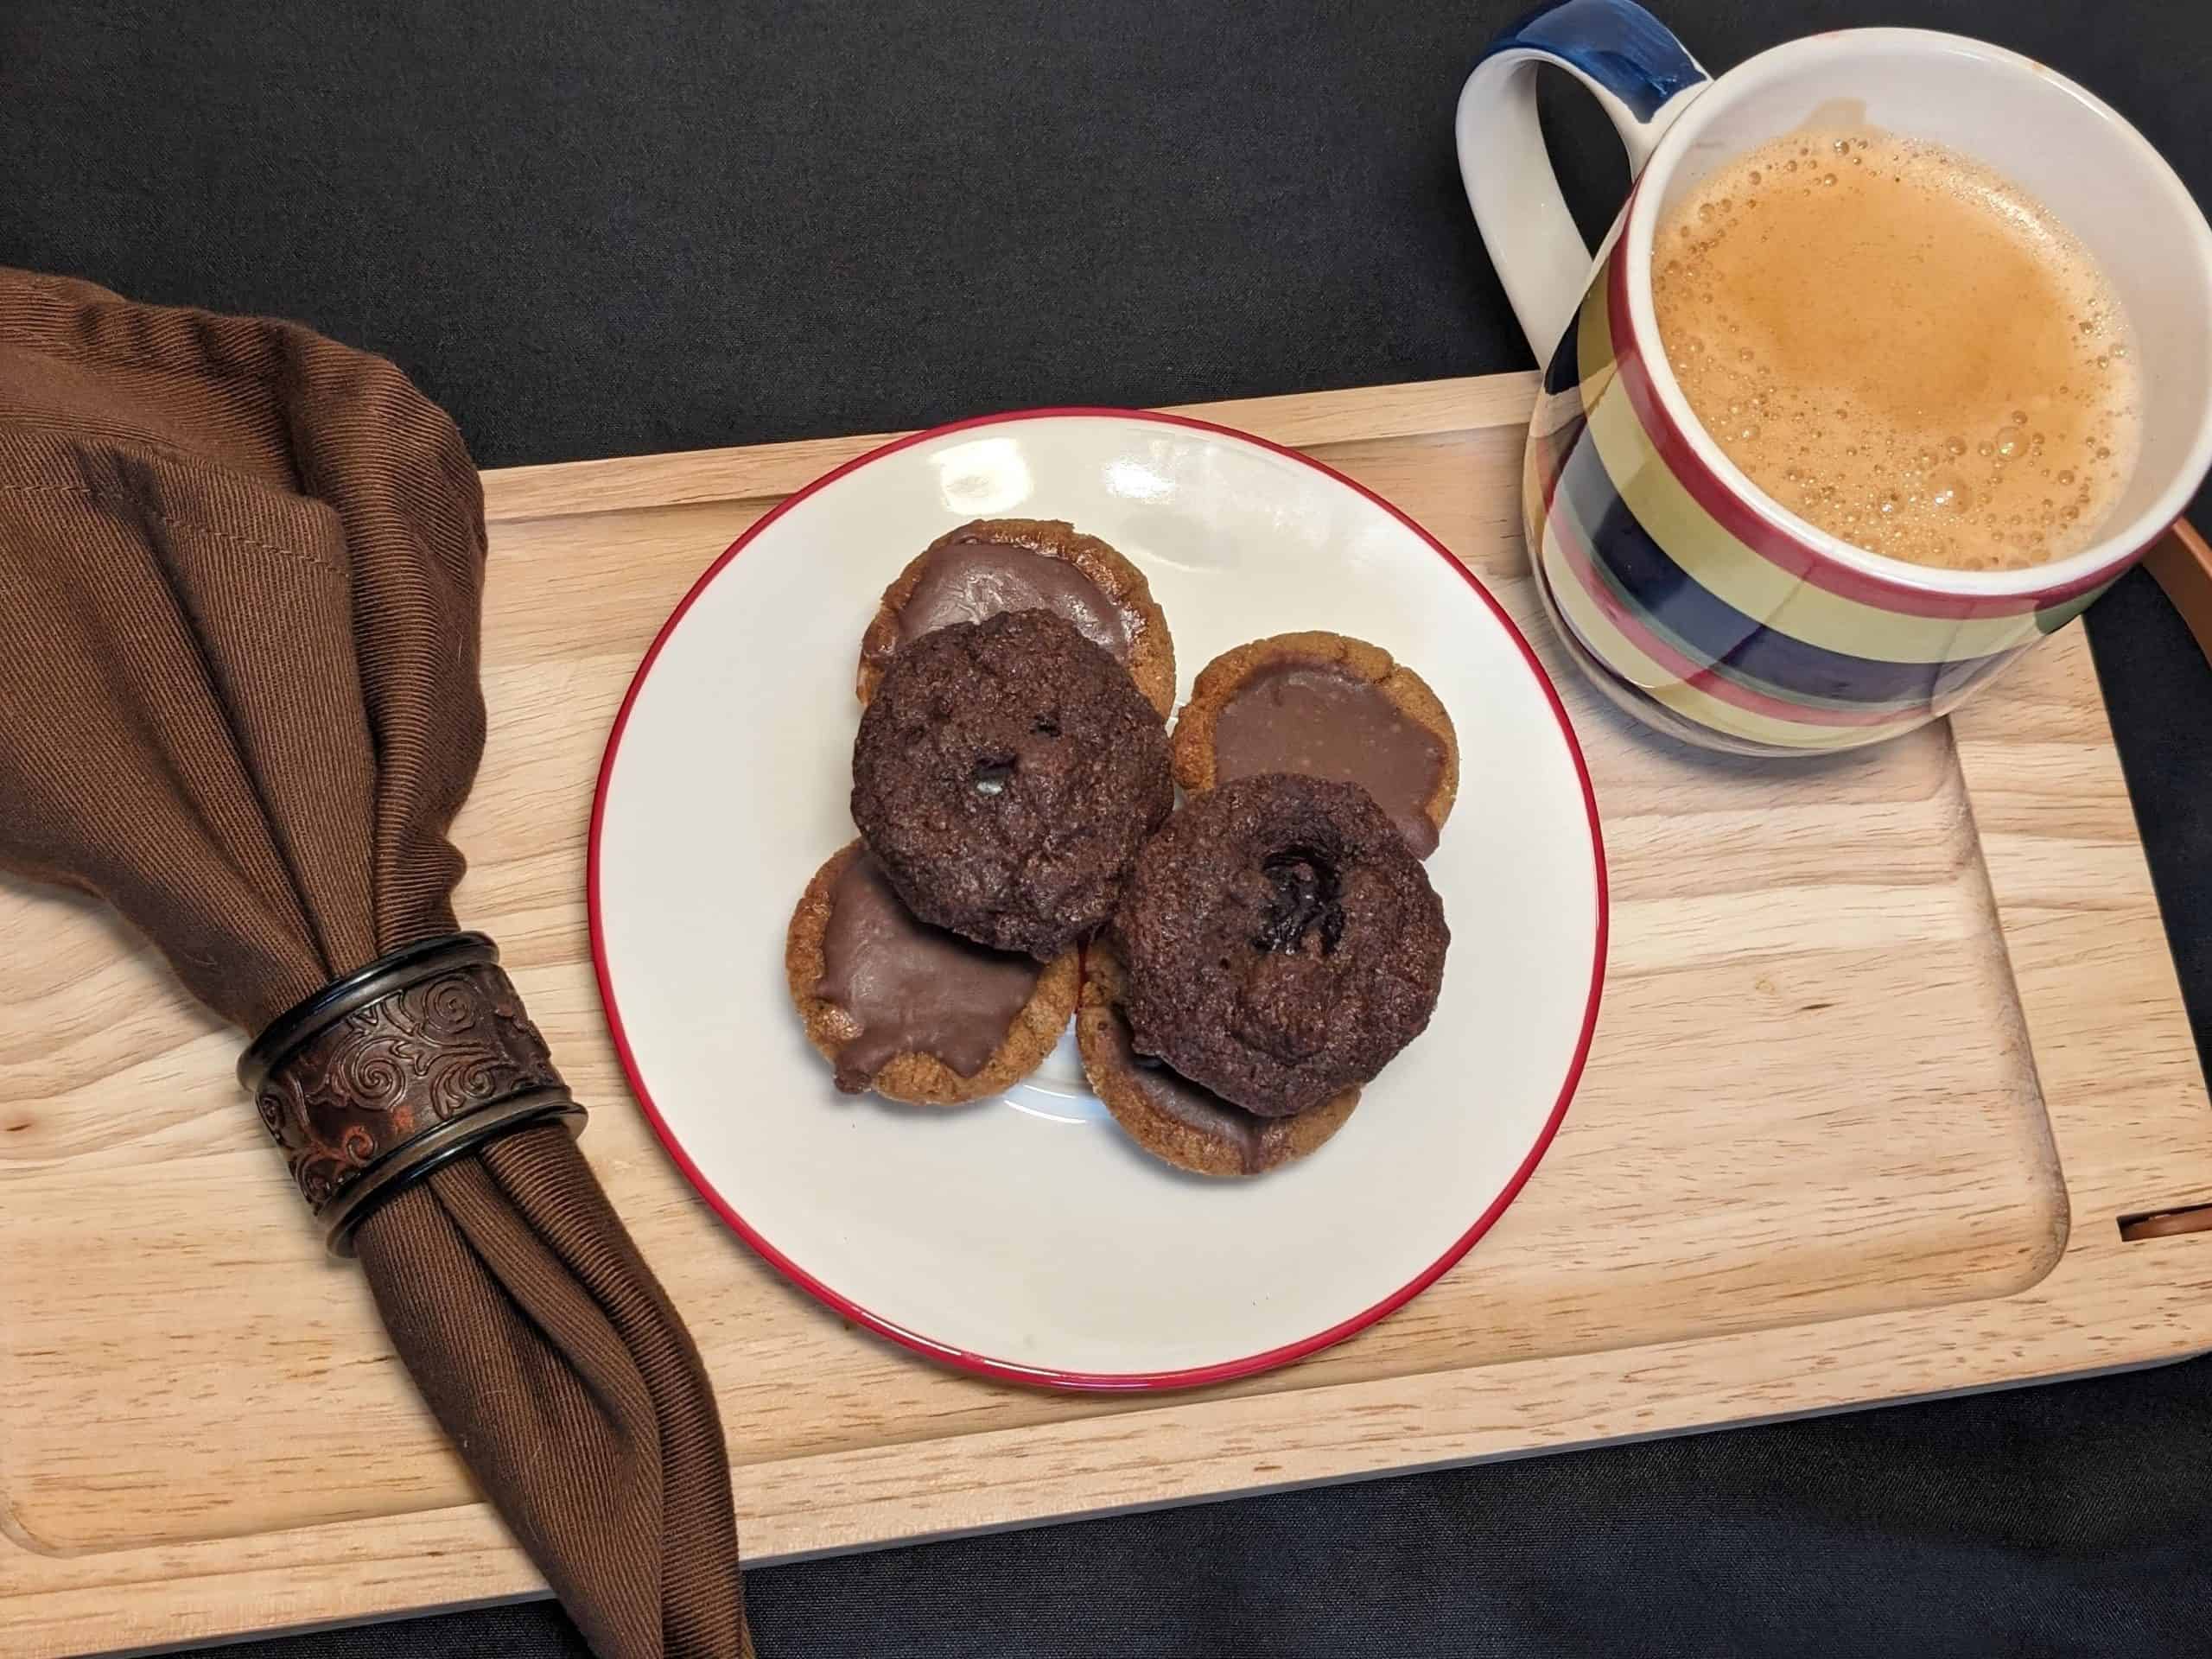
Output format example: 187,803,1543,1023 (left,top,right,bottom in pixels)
4,376,2211,1656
